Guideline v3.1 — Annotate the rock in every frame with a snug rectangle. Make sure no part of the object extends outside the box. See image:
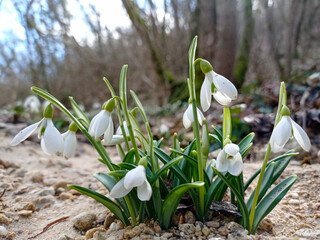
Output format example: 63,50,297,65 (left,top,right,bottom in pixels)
288,199,300,205
104,213,116,229
257,218,274,231
123,226,142,239
23,202,36,212
33,196,55,209
15,169,26,178
54,181,69,190
38,187,55,196
208,238,225,240
31,172,44,183
0,214,12,224
290,192,299,199
161,232,173,238
58,235,73,240
108,222,120,232
227,222,251,240
202,226,211,236
59,192,73,200
206,220,220,228
153,222,161,233
73,212,96,231
0,226,8,236
294,228,320,238
184,210,195,224
217,226,229,236
85,227,106,239
6,232,16,240
17,210,33,217
178,223,196,234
